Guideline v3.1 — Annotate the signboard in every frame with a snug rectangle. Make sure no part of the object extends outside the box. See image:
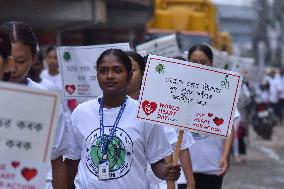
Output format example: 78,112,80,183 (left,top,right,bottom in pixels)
136,34,180,57
57,43,130,99
0,82,60,189
231,56,254,77
137,55,243,137
0,160,48,189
